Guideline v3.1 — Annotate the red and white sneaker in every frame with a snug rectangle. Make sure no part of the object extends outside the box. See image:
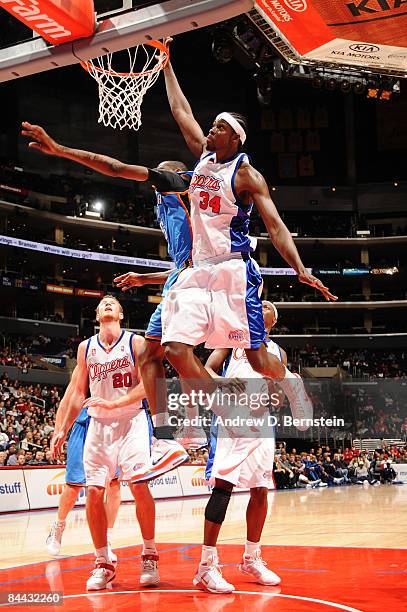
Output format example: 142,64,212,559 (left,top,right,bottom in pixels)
134,438,189,482
86,558,116,591
193,556,235,594
239,551,281,585
140,553,160,587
